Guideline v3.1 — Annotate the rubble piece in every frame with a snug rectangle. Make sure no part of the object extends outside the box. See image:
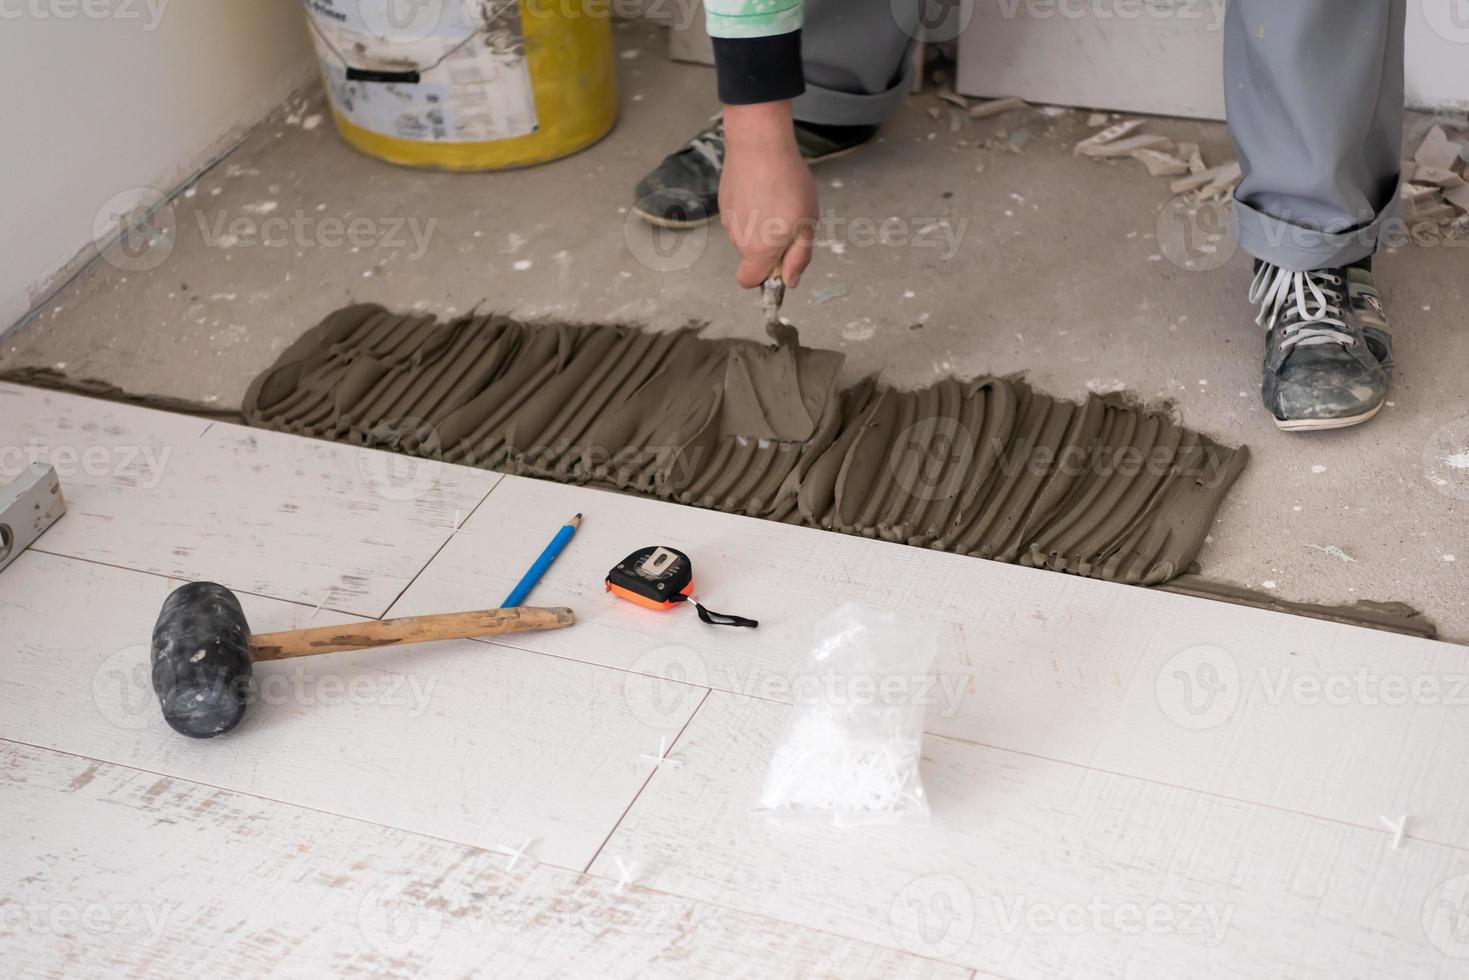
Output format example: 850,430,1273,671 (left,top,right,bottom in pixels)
810,283,850,304
1007,127,1032,153
1407,198,1459,224
1401,182,1441,203
1131,148,1190,177
926,106,942,121
1086,112,1109,127
1414,125,1461,172
1413,166,1465,189
1171,160,1236,195
1038,105,1070,117
1445,184,1469,214
1177,141,1206,176
968,96,1028,120
1077,134,1174,158
1073,118,1145,154
1198,161,1243,200
1400,161,1418,183
937,85,969,110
